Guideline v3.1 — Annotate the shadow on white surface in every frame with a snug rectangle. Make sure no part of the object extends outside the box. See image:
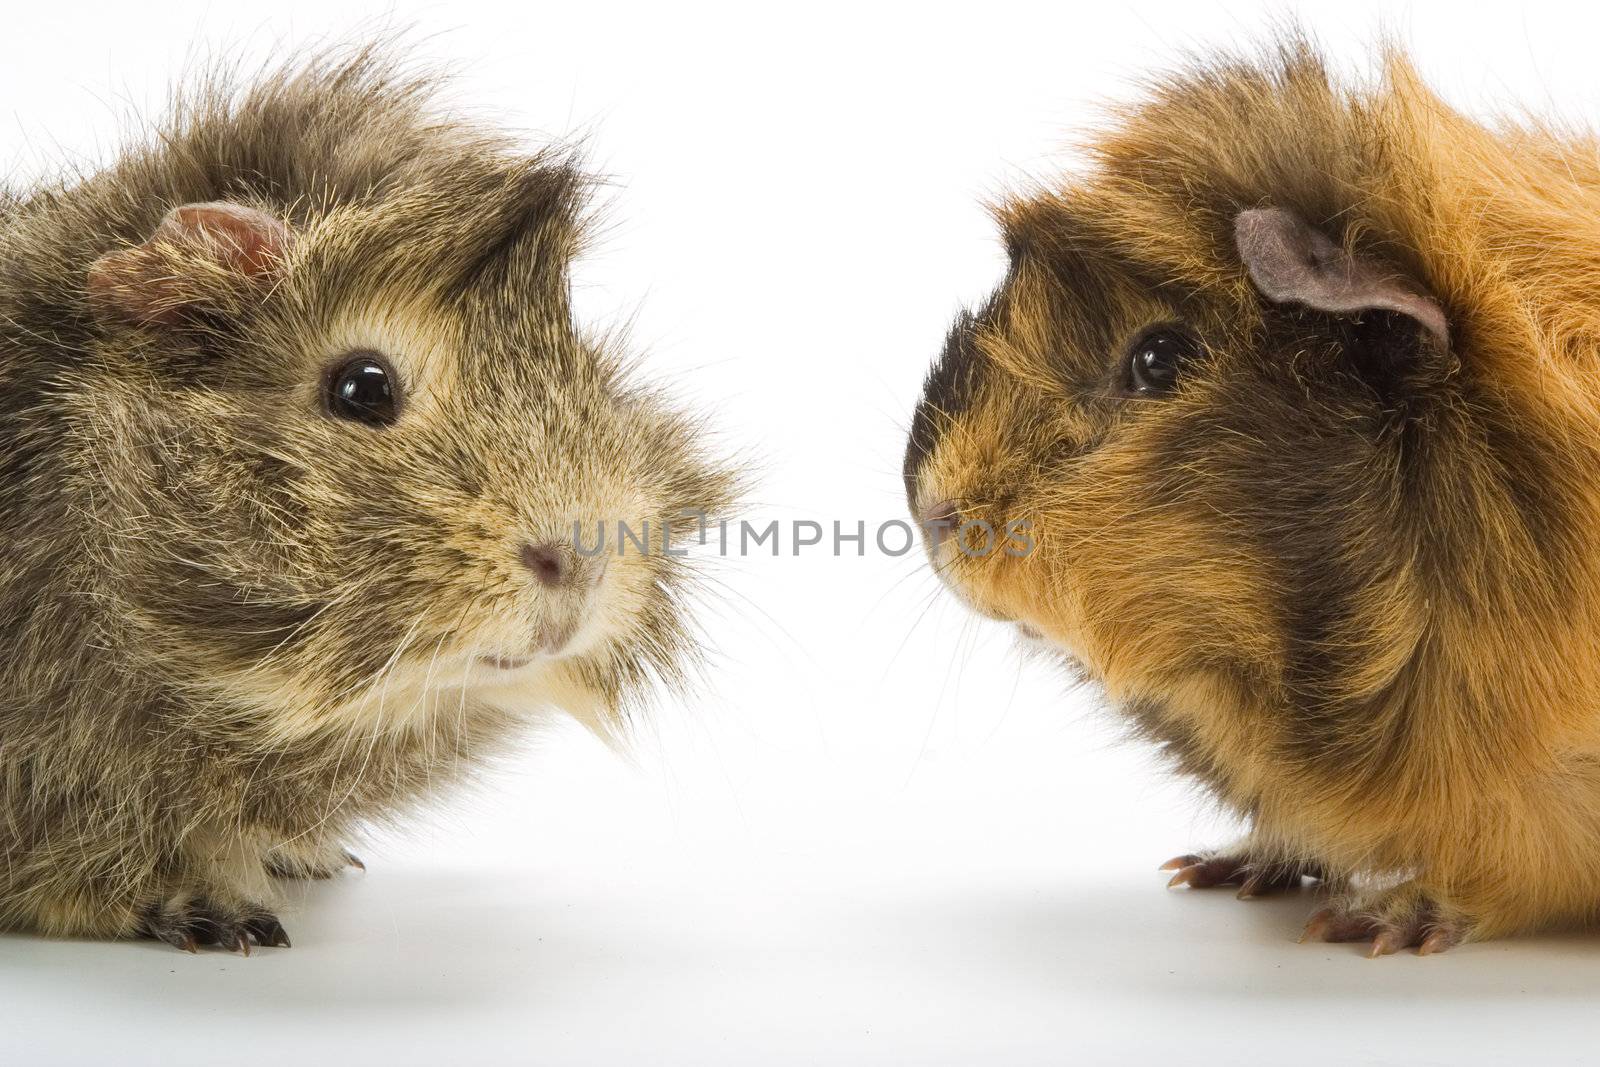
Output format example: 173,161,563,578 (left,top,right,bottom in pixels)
6,860,1600,1065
